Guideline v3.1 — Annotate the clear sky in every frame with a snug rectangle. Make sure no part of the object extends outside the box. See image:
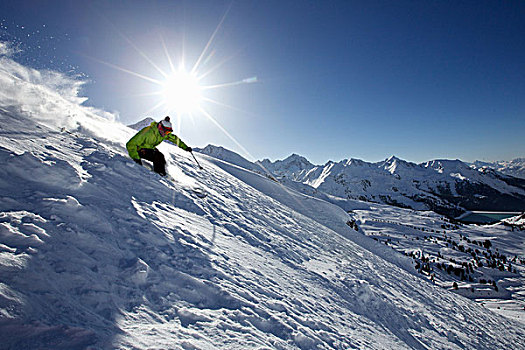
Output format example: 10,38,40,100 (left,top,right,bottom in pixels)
1,0,524,164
